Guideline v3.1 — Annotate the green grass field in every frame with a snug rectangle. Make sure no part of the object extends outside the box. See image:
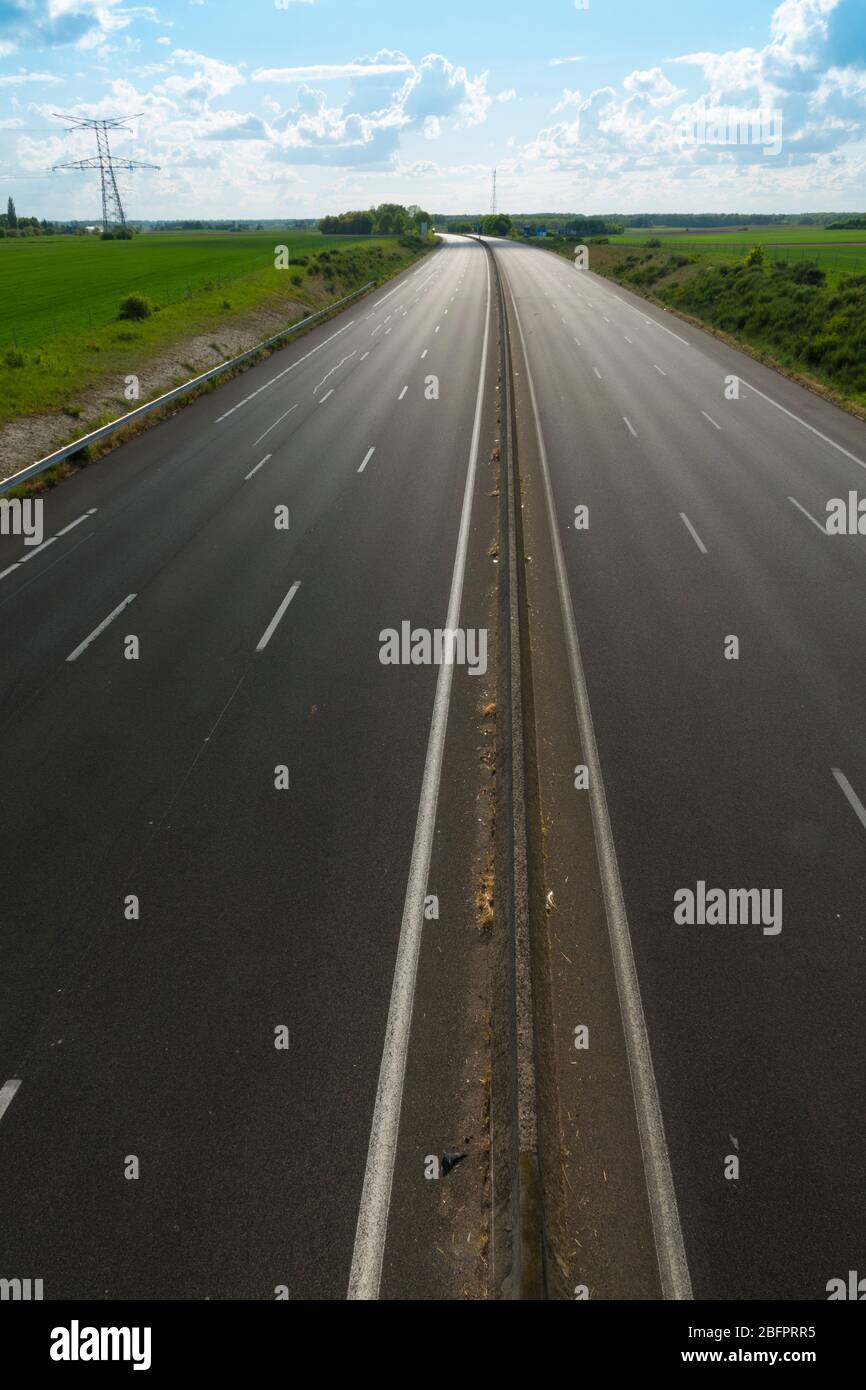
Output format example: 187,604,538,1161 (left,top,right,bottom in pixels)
0,229,399,350
616,228,866,245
